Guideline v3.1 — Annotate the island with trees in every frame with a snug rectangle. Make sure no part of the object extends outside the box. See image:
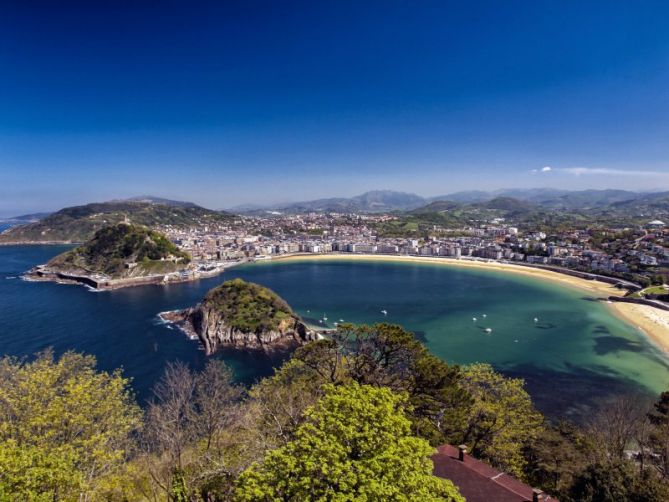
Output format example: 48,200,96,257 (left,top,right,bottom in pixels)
161,278,318,354
26,223,195,290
